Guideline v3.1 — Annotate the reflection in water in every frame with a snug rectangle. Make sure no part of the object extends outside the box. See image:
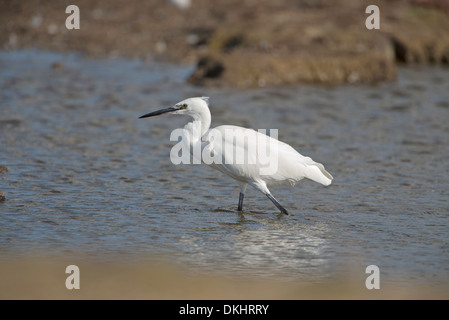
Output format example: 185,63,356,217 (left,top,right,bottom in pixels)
177,214,331,280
